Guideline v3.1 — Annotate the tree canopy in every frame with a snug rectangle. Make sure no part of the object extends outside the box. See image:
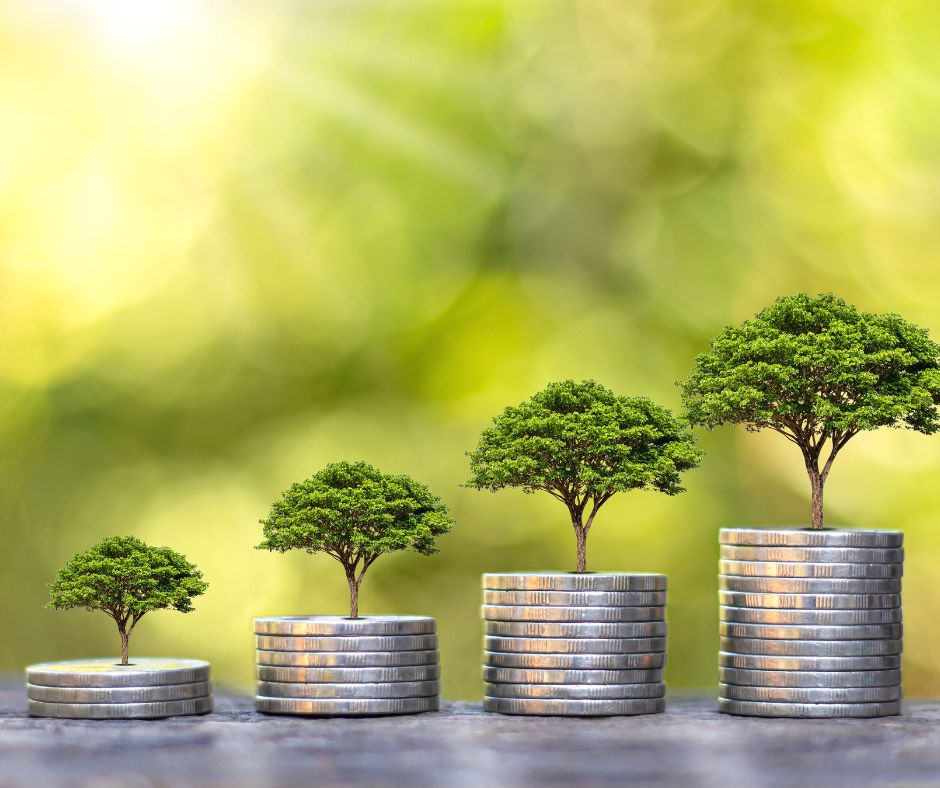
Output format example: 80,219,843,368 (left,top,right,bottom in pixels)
258,460,454,618
48,536,208,664
466,379,703,572
680,292,940,528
